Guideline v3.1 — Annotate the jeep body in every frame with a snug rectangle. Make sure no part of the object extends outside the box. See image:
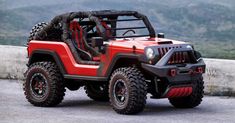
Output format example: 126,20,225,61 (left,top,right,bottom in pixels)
24,10,206,114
